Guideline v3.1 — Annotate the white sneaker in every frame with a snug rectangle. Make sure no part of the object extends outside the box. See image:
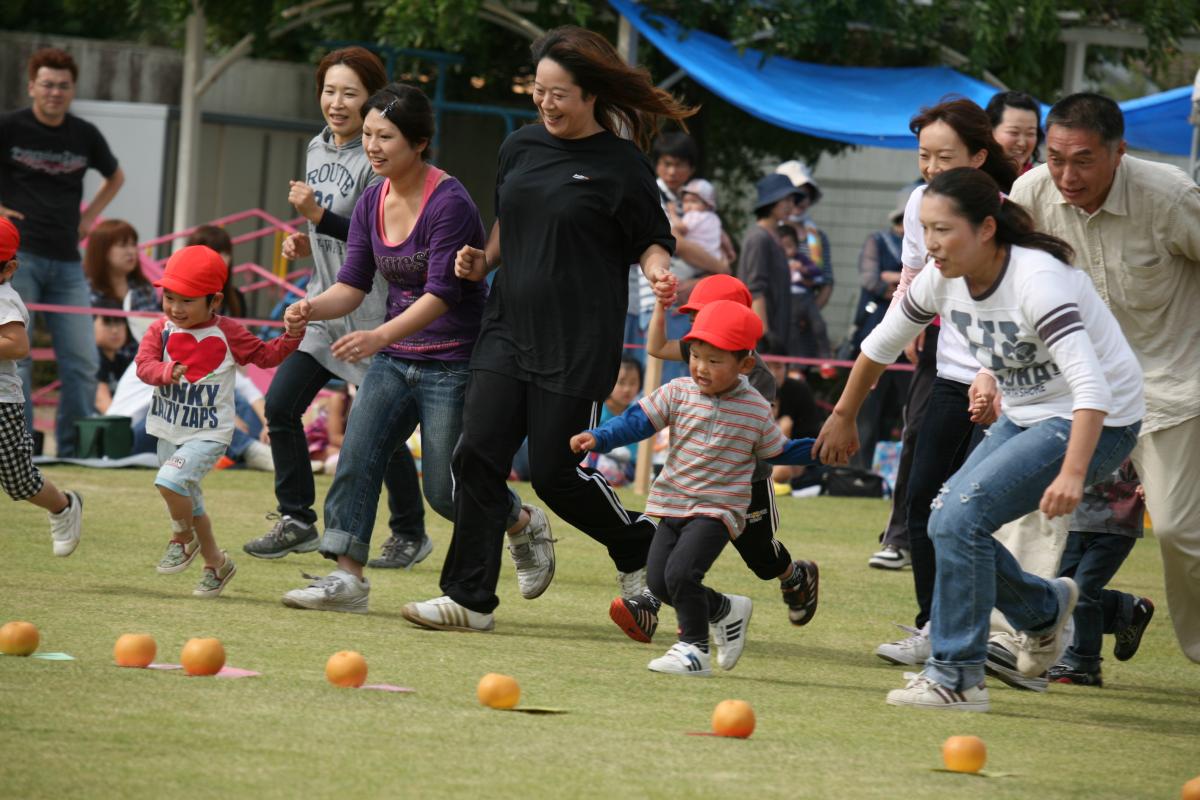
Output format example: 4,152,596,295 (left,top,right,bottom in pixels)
49,490,83,557
868,544,911,570
400,595,495,632
1016,577,1079,677
985,639,1048,692
710,595,753,671
886,671,990,712
243,441,275,472
648,642,712,677
617,566,648,599
507,505,555,599
875,623,931,665
281,569,369,614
